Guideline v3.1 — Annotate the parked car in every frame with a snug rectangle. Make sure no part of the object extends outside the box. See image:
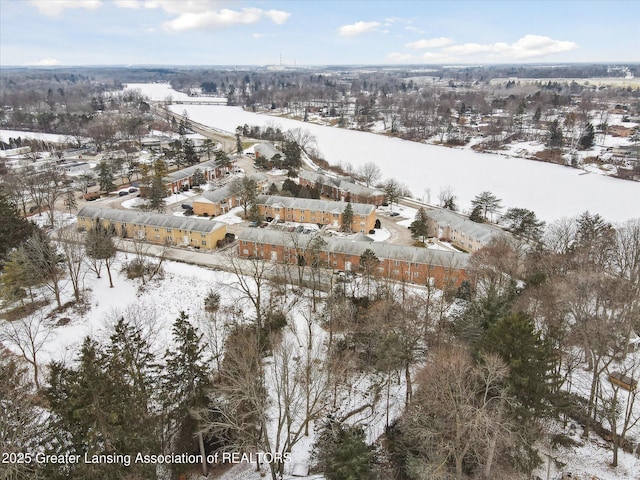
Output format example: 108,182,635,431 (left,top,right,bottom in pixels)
389,212,400,217
128,187,138,193
181,204,193,210
118,191,129,197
